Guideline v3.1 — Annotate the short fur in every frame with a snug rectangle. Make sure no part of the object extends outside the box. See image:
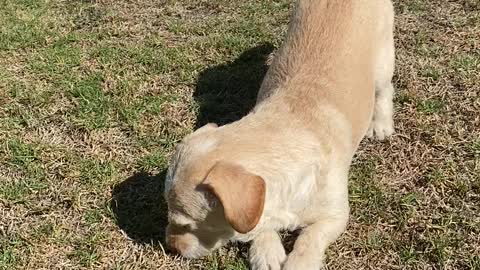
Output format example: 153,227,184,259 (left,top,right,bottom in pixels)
165,0,395,269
